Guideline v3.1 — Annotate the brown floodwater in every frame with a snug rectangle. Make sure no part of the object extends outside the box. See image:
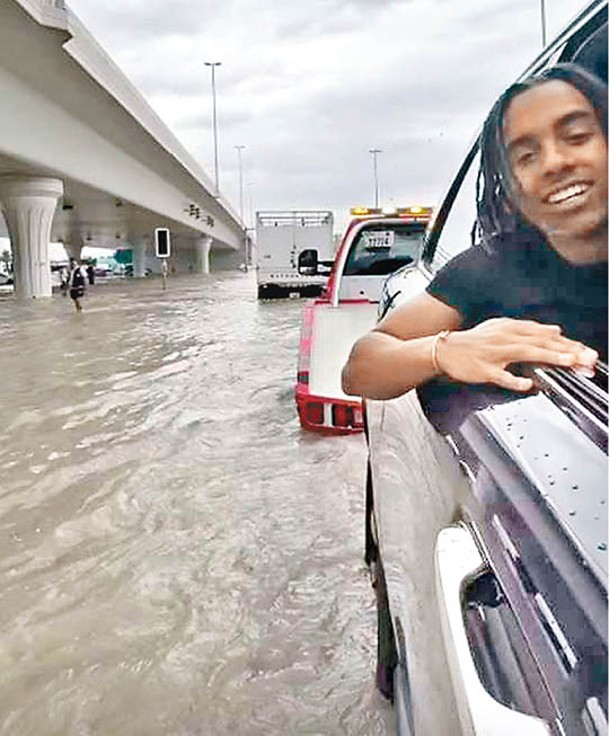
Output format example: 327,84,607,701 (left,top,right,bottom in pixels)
0,273,393,735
